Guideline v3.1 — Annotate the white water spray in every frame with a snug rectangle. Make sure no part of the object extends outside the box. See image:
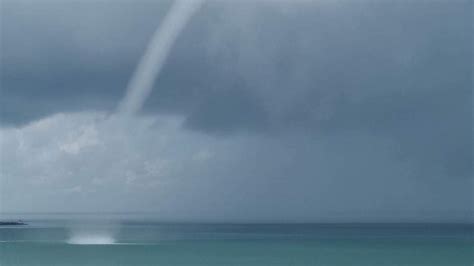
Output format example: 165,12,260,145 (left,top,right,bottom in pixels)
67,222,118,245
67,233,116,245
118,0,204,115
